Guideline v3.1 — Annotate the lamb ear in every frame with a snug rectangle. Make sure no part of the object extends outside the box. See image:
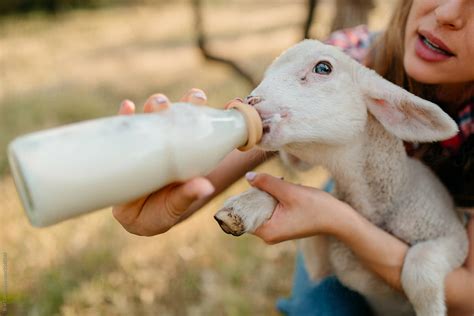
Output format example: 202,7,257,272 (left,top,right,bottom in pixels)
357,67,458,142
